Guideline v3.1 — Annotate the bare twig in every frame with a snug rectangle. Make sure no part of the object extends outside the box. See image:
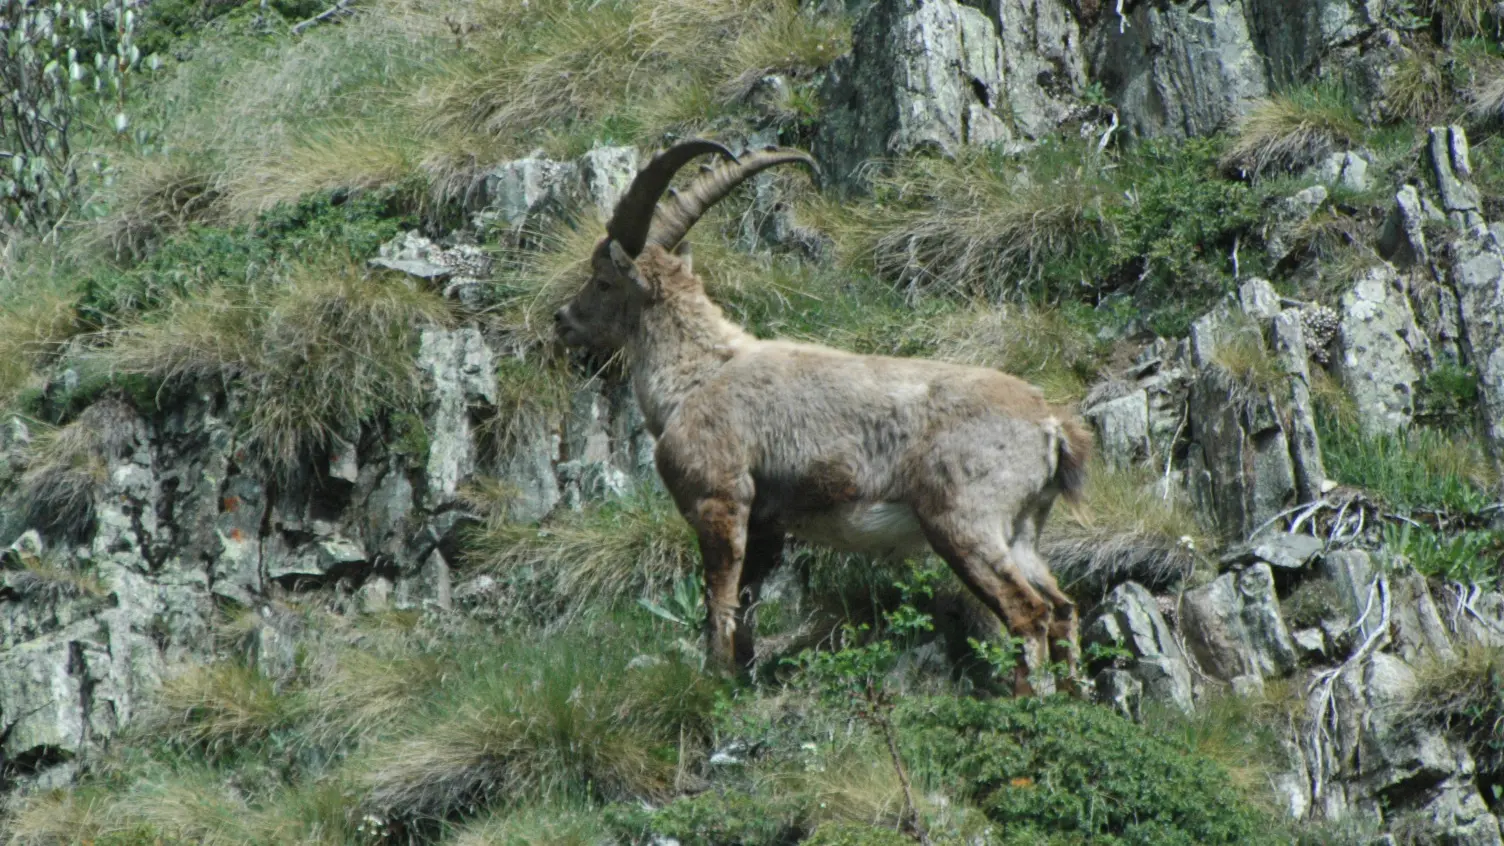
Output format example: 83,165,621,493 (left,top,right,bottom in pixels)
291,0,356,35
